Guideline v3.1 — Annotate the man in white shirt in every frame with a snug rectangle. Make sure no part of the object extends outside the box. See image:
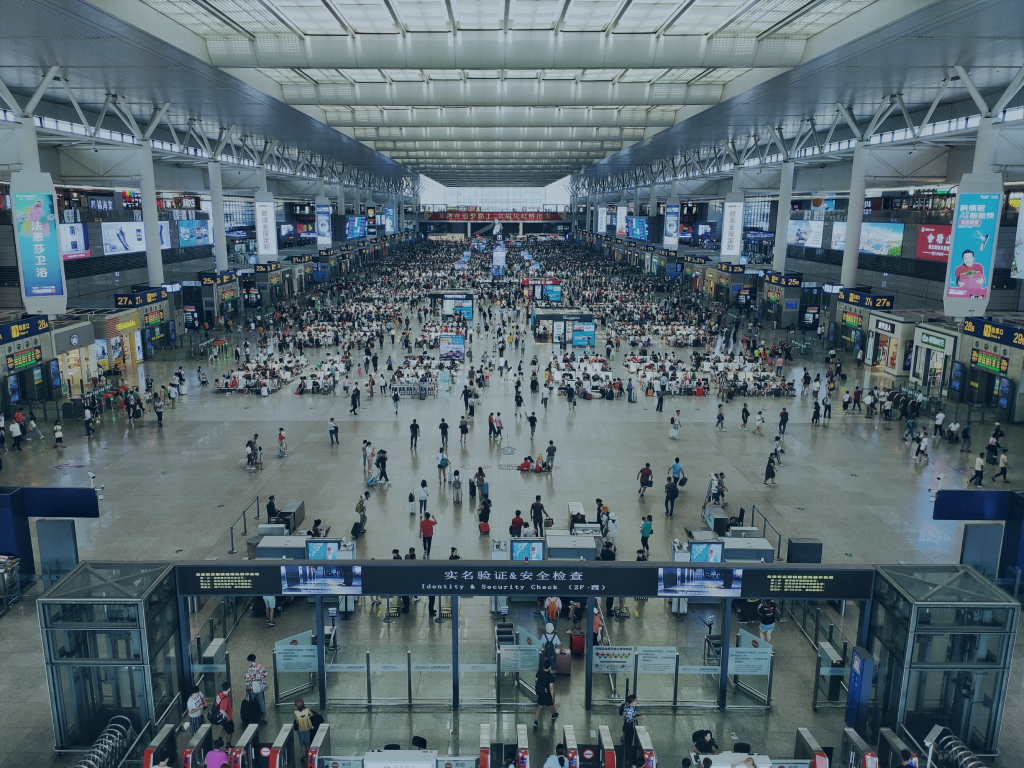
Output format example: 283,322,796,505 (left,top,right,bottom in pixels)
969,453,985,486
